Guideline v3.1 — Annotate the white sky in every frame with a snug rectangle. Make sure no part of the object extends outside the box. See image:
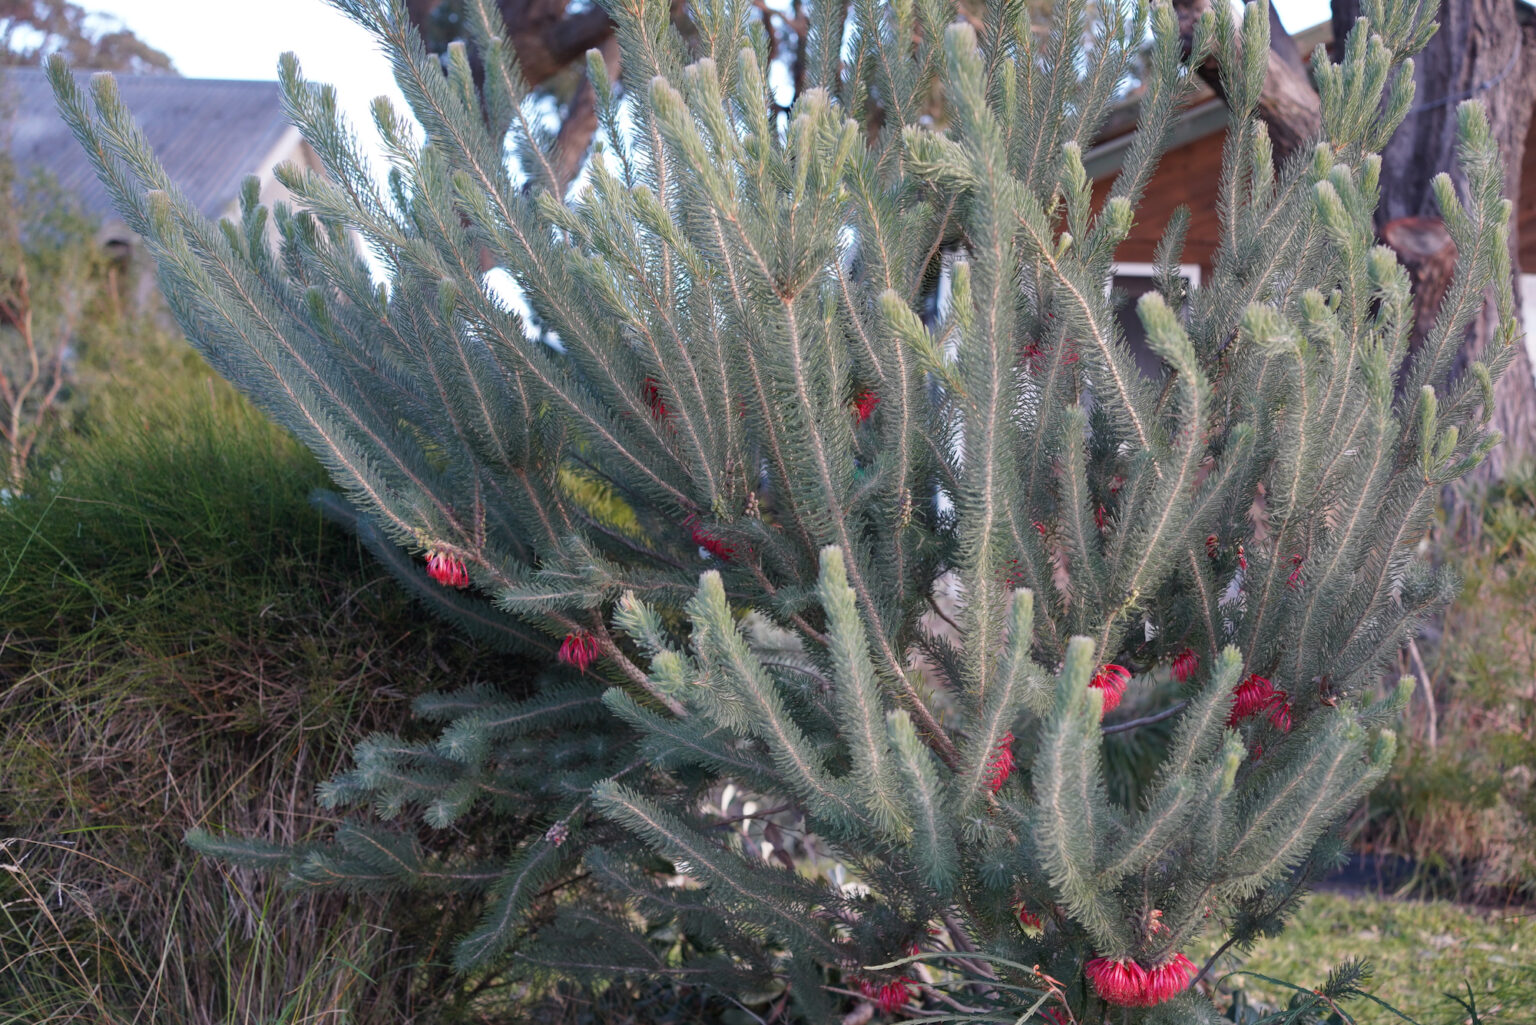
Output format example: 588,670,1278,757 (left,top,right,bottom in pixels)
79,0,408,166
